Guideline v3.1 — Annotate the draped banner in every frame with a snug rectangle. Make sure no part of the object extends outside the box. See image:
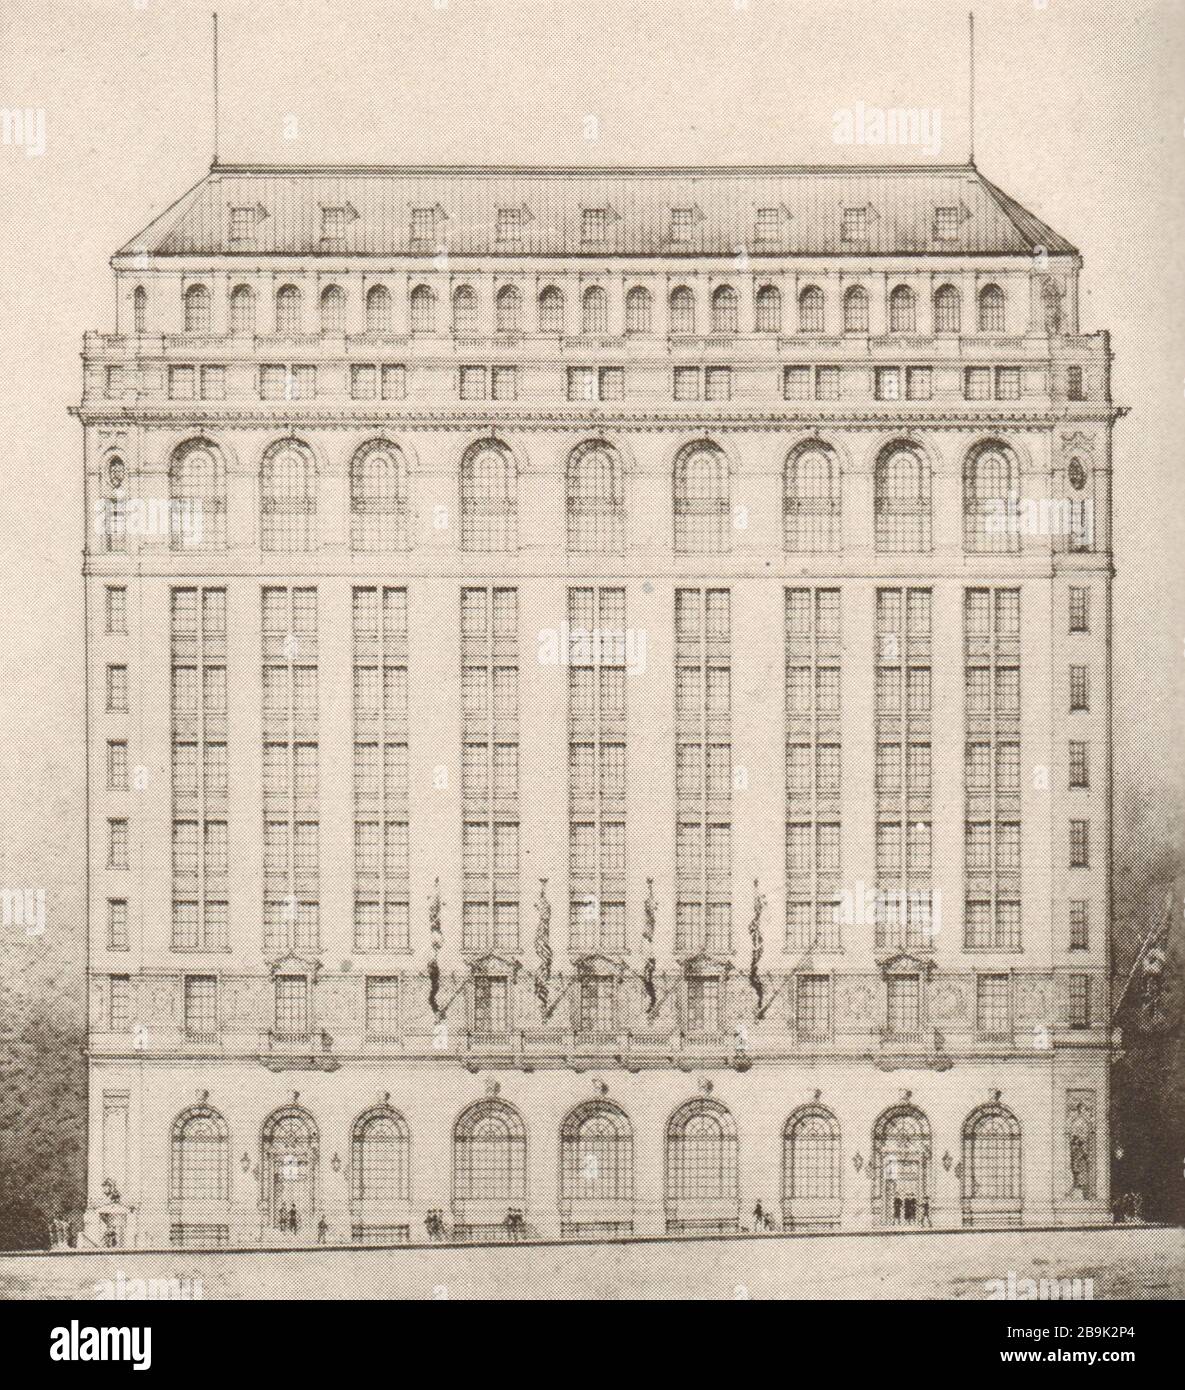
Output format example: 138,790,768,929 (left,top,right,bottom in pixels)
534,878,552,1015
